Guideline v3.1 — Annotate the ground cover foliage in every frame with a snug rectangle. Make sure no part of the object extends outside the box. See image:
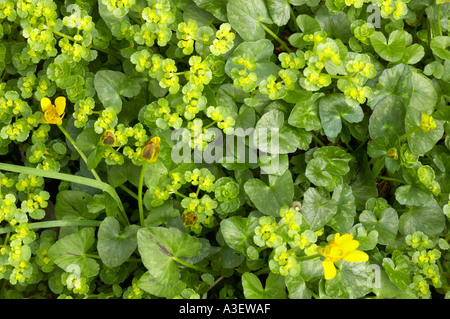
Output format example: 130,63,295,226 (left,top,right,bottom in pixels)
0,0,449,299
